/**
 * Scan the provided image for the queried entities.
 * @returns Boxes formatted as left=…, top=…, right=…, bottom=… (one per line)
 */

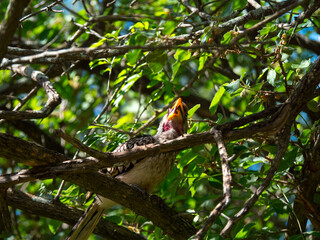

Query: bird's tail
left=66, top=202, right=105, bottom=240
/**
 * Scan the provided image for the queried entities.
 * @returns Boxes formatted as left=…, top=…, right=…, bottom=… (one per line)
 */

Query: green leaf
left=127, top=32, right=147, bottom=65
left=221, top=31, right=232, bottom=45
left=257, top=67, right=268, bottom=82
left=235, top=223, right=256, bottom=239
left=172, top=61, right=181, bottom=80
left=288, top=235, right=305, bottom=240
left=221, top=0, right=233, bottom=17
left=200, top=26, right=213, bottom=43
left=225, top=79, right=240, bottom=94
left=307, top=99, right=319, bottom=112
left=292, top=59, right=311, bottom=69
left=188, top=104, right=201, bottom=118
left=267, top=68, right=277, bottom=86
left=48, top=220, right=61, bottom=234
left=147, top=79, right=160, bottom=88
left=260, top=23, right=277, bottom=37
left=90, top=38, right=106, bottom=48
left=146, top=51, right=168, bottom=73
left=164, top=80, right=174, bottom=98
left=306, top=231, right=320, bottom=237
left=130, top=21, right=149, bottom=31
left=174, top=46, right=191, bottom=62
left=127, top=49, right=142, bottom=66
left=113, top=69, right=128, bottom=85
left=114, top=72, right=142, bottom=106
left=278, top=147, right=298, bottom=171
left=270, top=199, right=290, bottom=214
left=106, top=215, right=123, bottom=224
left=314, top=192, right=320, bottom=204
left=163, top=21, right=178, bottom=35
left=150, top=88, right=164, bottom=102
left=209, top=87, right=225, bottom=115
left=198, top=53, right=209, bottom=71
left=89, top=58, right=109, bottom=70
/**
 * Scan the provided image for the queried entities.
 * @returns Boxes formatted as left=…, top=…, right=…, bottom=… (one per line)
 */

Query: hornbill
left=67, top=98, right=188, bottom=240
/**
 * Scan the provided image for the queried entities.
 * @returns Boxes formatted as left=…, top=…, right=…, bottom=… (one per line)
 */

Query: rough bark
left=0, top=0, right=30, bottom=62
left=6, top=188, right=145, bottom=240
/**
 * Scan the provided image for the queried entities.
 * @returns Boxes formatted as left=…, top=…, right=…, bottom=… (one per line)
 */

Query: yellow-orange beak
left=167, top=98, right=185, bottom=121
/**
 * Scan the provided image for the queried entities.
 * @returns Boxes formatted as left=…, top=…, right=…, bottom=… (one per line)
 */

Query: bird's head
left=160, top=98, right=188, bottom=137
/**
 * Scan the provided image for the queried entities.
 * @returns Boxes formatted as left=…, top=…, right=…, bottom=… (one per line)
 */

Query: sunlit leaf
left=188, top=104, right=200, bottom=118
left=146, top=50, right=168, bottom=73
left=267, top=68, right=277, bottom=86
left=163, top=21, right=178, bottom=35
left=292, top=59, right=311, bottom=69
left=307, top=99, right=319, bottom=112
left=209, top=87, right=225, bottom=115
left=225, top=79, right=240, bottom=94
left=174, top=46, right=191, bottom=62
left=172, top=61, right=181, bottom=80
left=235, top=223, right=256, bottom=239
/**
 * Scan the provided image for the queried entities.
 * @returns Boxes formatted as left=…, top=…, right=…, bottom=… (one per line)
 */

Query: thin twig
left=220, top=126, right=291, bottom=237
left=20, top=0, right=63, bottom=22
left=194, top=128, right=232, bottom=240
left=229, top=0, right=304, bottom=45
left=90, top=124, right=133, bottom=136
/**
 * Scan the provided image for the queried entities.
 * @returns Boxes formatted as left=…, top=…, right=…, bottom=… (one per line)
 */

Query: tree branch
left=215, top=0, right=301, bottom=35
left=0, top=101, right=302, bottom=176
left=0, top=64, right=61, bottom=120
left=0, top=133, right=66, bottom=166
left=63, top=172, right=197, bottom=240
left=220, top=124, right=291, bottom=237
left=1, top=55, right=319, bottom=240
left=230, top=0, right=304, bottom=44
left=194, top=128, right=233, bottom=240
left=0, top=0, right=30, bottom=62
left=6, top=188, right=145, bottom=240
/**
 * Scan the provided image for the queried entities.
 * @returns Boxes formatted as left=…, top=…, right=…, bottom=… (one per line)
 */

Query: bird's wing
left=103, top=134, right=156, bottom=177
left=85, top=135, right=155, bottom=203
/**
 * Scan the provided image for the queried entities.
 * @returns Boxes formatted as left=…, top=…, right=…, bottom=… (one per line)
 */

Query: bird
left=67, top=98, right=188, bottom=240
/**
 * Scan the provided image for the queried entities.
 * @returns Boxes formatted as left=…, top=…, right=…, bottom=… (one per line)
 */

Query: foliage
left=0, top=0, right=320, bottom=239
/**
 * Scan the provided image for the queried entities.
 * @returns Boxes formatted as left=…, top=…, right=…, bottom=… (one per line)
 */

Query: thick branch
left=1, top=166, right=197, bottom=239
left=290, top=34, right=320, bottom=55
left=0, top=103, right=297, bottom=239
left=7, top=120, right=66, bottom=154
left=0, top=56, right=319, bottom=238
left=0, top=102, right=298, bottom=173
left=0, top=0, right=30, bottom=62
left=63, top=172, right=196, bottom=240
left=0, top=157, right=98, bottom=188
left=6, top=188, right=144, bottom=240
left=1, top=0, right=307, bottom=69
left=287, top=56, right=320, bottom=119
left=1, top=45, right=219, bottom=68
left=0, top=133, right=66, bottom=166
